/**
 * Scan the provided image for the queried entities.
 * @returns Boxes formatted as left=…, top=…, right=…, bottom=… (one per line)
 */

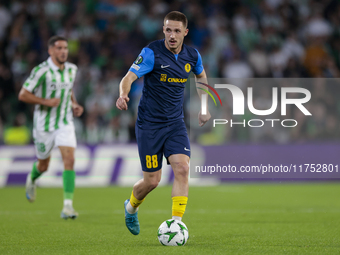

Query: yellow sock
left=172, top=196, right=188, bottom=218
left=129, top=191, right=145, bottom=208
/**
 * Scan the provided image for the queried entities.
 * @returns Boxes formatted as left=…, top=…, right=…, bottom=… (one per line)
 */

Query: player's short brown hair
left=164, top=11, right=188, bottom=28
left=48, top=35, right=68, bottom=48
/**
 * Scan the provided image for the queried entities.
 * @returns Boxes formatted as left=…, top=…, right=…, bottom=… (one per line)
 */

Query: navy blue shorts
left=135, top=120, right=190, bottom=172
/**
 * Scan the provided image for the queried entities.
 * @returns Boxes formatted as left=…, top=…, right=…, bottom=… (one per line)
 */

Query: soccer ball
left=157, top=219, right=189, bottom=246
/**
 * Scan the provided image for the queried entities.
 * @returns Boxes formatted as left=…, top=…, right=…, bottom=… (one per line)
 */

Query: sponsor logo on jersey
left=131, top=64, right=140, bottom=71
left=167, top=78, right=188, bottom=83
left=51, top=83, right=70, bottom=90
left=185, top=63, right=191, bottom=73
left=160, top=74, right=187, bottom=83
left=160, top=74, right=167, bottom=81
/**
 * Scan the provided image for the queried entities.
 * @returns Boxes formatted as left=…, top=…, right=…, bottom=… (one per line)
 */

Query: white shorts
left=33, top=125, right=77, bottom=159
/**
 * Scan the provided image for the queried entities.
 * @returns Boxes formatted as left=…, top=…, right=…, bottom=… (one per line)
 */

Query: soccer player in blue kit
left=116, top=11, right=211, bottom=235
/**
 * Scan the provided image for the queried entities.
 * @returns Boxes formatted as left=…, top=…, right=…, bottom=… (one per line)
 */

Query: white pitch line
left=1, top=208, right=340, bottom=216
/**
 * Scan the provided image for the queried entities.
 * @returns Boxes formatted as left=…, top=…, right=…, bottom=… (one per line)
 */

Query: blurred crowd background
left=1, top=0, right=340, bottom=145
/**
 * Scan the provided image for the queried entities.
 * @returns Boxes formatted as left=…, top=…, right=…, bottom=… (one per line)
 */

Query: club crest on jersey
left=185, top=63, right=191, bottom=73
left=134, top=56, right=143, bottom=65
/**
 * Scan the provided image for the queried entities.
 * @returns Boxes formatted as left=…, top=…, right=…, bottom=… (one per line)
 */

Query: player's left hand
left=72, top=103, right=84, bottom=117
left=198, top=110, right=211, bottom=127
left=116, top=96, right=130, bottom=110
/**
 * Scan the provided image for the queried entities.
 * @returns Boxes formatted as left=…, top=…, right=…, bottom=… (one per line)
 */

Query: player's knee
left=145, top=174, right=161, bottom=190
left=148, top=178, right=160, bottom=190
left=144, top=170, right=161, bottom=190
left=173, top=162, right=189, bottom=178
left=38, top=164, right=48, bottom=172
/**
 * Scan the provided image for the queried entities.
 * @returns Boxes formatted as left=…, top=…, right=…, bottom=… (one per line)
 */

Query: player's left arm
left=194, top=69, right=211, bottom=127
left=193, top=49, right=211, bottom=127
left=71, top=90, right=83, bottom=117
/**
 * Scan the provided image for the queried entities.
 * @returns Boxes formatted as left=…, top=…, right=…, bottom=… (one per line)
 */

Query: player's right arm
left=18, top=65, right=60, bottom=107
left=18, top=88, right=60, bottom=107
left=116, top=47, right=154, bottom=111
left=116, top=71, right=138, bottom=111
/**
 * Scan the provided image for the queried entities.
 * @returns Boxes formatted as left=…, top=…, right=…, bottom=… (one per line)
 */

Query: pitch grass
left=0, top=184, right=339, bottom=255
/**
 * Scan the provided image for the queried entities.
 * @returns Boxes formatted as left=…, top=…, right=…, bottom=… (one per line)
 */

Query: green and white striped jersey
left=23, top=57, right=78, bottom=132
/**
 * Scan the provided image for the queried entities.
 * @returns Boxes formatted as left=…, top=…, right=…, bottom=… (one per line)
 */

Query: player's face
left=163, top=20, right=188, bottom=53
left=48, top=40, right=68, bottom=64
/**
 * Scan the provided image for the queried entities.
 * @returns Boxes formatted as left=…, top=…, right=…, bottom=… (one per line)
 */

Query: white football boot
left=25, top=173, right=36, bottom=202
left=60, top=204, right=79, bottom=219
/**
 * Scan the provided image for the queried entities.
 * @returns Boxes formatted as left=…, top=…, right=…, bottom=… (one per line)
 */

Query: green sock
left=31, top=162, right=42, bottom=182
left=63, top=170, right=75, bottom=200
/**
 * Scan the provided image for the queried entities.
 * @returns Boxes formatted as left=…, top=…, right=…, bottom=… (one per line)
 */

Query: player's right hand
left=43, top=98, right=60, bottom=107
left=116, top=96, right=130, bottom=110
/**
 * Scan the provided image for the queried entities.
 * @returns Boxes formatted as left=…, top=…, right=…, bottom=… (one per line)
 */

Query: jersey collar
left=162, top=39, right=185, bottom=55
left=47, top=57, right=68, bottom=71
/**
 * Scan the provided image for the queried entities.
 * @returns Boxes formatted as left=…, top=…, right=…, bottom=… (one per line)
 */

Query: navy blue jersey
left=129, top=39, right=203, bottom=129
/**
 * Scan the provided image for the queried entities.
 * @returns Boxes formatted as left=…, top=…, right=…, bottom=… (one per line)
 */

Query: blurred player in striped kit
left=18, top=36, right=83, bottom=219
